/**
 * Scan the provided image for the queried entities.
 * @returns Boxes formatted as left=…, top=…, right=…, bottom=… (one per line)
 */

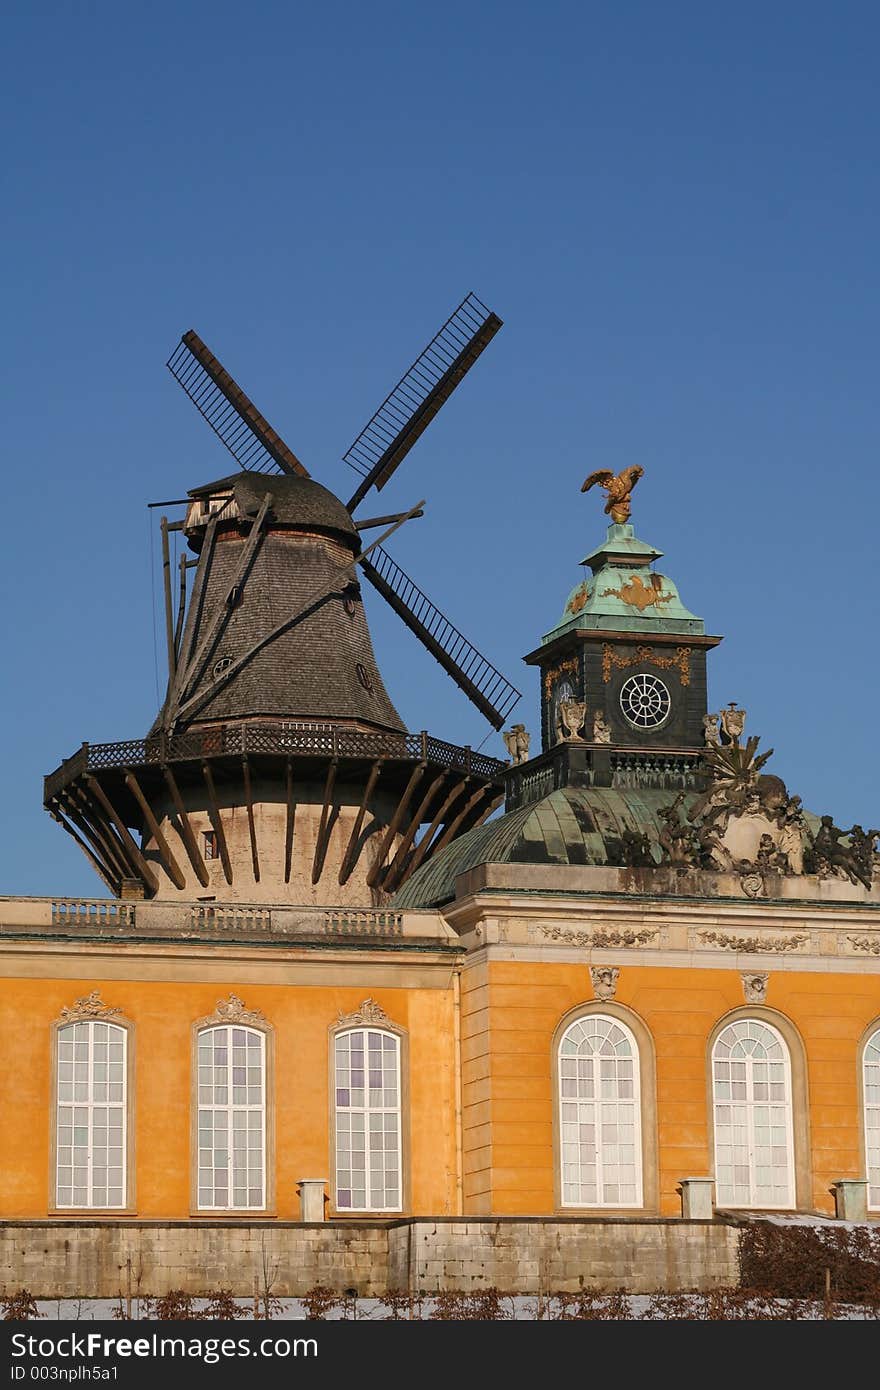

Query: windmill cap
left=187, top=470, right=359, bottom=548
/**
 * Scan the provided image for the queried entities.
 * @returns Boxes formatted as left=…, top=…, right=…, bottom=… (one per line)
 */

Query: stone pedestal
left=677, top=1177, right=715, bottom=1219
left=297, top=1179, right=327, bottom=1222
left=830, top=1179, right=868, bottom=1222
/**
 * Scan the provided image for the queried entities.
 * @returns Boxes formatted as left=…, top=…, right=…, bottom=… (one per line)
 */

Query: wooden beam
left=177, top=493, right=272, bottom=707
left=202, top=763, right=233, bottom=885
left=162, top=766, right=210, bottom=887
left=426, top=785, right=497, bottom=860
left=311, top=758, right=338, bottom=885
left=242, top=757, right=260, bottom=884
left=50, top=803, right=119, bottom=895
left=85, top=777, right=159, bottom=895
left=463, top=791, right=504, bottom=836
left=385, top=777, right=468, bottom=893
left=380, top=770, right=448, bottom=892
left=284, top=759, right=295, bottom=884
left=366, top=761, right=426, bottom=889
left=164, top=513, right=218, bottom=724
left=338, top=761, right=382, bottom=886
left=68, top=787, right=135, bottom=886
left=124, top=771, right=187, bottom=891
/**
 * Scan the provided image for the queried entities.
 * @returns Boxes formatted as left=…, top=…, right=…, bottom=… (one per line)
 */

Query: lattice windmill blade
left=344, top=293, right=502, bottom=513
left=167, top=330, right=310, bottom=478
left=359, top=546, right=521, bottom=730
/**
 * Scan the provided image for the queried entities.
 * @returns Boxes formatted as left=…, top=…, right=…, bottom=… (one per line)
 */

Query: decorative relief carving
left=335, top=998, right=391, bottom=1028
left=602, top=643, right=691, bottom=687
left=543, top=657, right=580, bottom=701
left=211, top=993, right=266, bottom=1025
left=58, top=990, right=120, bottom=1023
left=740, top=873, right=765, bottom=899
left=696, top=930, right=808, bottom=954
left=600, top=574, right=675, bottom=612
left=741, top=972, right=768, bottom=1004
left=537, top=924, right=657, bottom=948
left=566, top=581, right=591, bottom=616
left=847, top=935, right=880, bottom=956
left=590, top=966, right=620, bottom=1000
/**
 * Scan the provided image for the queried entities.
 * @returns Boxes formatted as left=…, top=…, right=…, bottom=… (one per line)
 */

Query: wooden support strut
left=311, top=759, right=338, bottom=885
left=366, top=761, right=426, bottom=889
left=379, top=770, right=448, bottom=892
left=202, top=764, right=233, bottom=885
left=164, top=513, right=218, bottom=723
left=162, top=766, right=210, bottom=888
left=124, top=770, right=187, bottom=891
left=338, top=760, right=382, bottom=886
left=284, top=759, right=295, bottom=884
left=395, top=778, right=471, bottom=888
left=50, top=803, right=119, bottom=895
left=429, top=784, right=498, bottom=859
left=65, top=787, right=132, bottom=887
left=242, top=757, right=260, bottom=884
left=175, top=492, right=272, bottom=709
left=85, top=777, right=160, bottom=895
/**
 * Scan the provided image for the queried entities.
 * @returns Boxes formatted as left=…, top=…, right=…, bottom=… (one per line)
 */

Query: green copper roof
left=392, top=786, right=700, bottom=908
left=543, top=523, right=704, bottom=643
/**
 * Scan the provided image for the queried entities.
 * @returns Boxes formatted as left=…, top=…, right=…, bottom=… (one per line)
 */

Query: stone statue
left=719, top=702, right=746, bottom=746
left=777, top=795, right=808, bottom=875
left=755, top=833, right=788, bottom=875
left=581, top=465, right=644, bottom=525
left=503, top=723, right=530, bottom=765
left=620, top=826, right=655, bottom=868
left=592, top=710, right=611, bottom=744
left=848, top=825, right=880, bottom=892
left=557, top=698, right=587, bottom=742
left=696, top=815, right=734, bottom=872
left=810, top=815, right=872, bottom=891
left=703, top=713, right=722, bottom=748
left=657, top=795, right=700, bottom=870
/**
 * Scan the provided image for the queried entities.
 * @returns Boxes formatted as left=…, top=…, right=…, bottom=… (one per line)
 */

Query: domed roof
left=393, top=786, right=699, bottom=907
left=187, top=471, right=359, bottom=548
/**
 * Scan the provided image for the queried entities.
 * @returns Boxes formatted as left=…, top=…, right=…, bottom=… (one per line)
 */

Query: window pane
left=335, top=1028, right=401, bottom=1212
left=55, top=1021, right=126, bottom=1209
left=558, top=1016, right=642, bottom=1209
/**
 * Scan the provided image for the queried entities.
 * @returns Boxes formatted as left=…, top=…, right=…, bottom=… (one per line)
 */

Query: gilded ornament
left=600, top=573, right=675, bottom=612
left=601, top=643, right=690, bottom=687
left=581, top=465, right=644, bottom=524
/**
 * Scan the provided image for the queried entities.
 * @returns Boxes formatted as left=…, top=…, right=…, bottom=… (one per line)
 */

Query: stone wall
left=0, top=1218, right=741, bottom=1298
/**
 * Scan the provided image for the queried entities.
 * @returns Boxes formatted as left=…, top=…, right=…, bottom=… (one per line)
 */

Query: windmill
left=161, top=292, right=520, bottom=733
left=44, top=294, right=522, bottom=905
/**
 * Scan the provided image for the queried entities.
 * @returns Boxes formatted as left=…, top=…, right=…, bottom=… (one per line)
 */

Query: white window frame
left=863, top=1027, right=880, bottom=1212
left=333, top=1026, right=402, bottom=1213
left=557, top=1013, right=643, bottom=1209
left=711, top=1018, right=796, bottom=1210
left=55, top=1019, right=128, bottom=1211
left=196, top=1023, right=266, bottom=1211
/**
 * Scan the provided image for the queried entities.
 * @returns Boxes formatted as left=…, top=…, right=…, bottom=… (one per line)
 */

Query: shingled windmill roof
left=154, top=471, right=406, bottom=734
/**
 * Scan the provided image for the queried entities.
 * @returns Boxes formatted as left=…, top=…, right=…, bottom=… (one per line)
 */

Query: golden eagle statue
left=581, top=465, right=644, bottom=524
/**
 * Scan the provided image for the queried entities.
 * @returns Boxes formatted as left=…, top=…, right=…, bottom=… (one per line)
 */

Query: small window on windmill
left=212, top=656, right=233, bottom=679
left=203, top=831, right=217, bottom=861
left=356, top=663, right=374, bottom=692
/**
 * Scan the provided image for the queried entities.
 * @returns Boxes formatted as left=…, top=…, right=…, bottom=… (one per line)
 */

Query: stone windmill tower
left=44, top=296, right=521, bottom=905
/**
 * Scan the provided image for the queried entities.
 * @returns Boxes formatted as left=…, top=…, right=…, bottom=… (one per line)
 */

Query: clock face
left=619, top=672, right=671, bottom=729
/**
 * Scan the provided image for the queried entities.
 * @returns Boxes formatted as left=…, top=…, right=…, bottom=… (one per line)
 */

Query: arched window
left=863, top=1027, right=880, bottom=1211
left=334, top=1028, right=401, bottom=1212
left=558, top=1014, right=642, bottom=1207
left=55, top=1019, right=128, bottom=1209
left=711, top=1018, right=795, bottom=1209
left=196, top=1024, right=266, bottom=1210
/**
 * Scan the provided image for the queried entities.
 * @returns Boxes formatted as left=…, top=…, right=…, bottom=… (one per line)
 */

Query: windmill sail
left=344, top=293, right=502, bottom=511
left=167, top=331, right=310, bottom=478
left=359, top=546, right=520, bottom=730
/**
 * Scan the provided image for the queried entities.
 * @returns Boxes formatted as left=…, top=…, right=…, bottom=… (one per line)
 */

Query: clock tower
left=515, top=470, right=722, bottom=802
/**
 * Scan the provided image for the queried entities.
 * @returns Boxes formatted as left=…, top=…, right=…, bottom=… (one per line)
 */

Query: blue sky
left=2, top=1, right=878, bottom=897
